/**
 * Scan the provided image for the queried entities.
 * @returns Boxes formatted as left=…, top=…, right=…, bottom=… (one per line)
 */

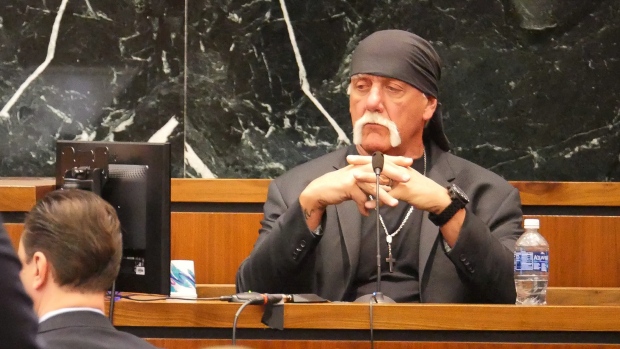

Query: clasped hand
left=300, top=154, right=444, bottom=218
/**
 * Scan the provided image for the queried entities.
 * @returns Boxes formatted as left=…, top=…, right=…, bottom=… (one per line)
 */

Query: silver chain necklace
left=381, top=148, right=426, bottom=272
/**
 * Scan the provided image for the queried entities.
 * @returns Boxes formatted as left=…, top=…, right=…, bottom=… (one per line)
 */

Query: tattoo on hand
left=303, top=200, right=327, bottom=221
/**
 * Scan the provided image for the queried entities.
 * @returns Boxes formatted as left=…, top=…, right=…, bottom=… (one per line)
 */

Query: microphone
left=229, top=292, right=289, bottom=305
left=372, top=151, right=384, bottom=175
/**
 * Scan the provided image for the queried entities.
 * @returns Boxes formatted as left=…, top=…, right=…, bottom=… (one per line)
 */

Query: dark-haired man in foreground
left=18, top=189, right=158, bottom=349
left=0, top=216, right=40, bottom=349
left=237, top=30, right=523, bottom=303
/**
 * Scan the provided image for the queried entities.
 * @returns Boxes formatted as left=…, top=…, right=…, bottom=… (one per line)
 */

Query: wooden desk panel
left=548, top=287, right=620, bottom=305
left=0, top=178, right=55, bottom=211
left=3, top=223, right=23, bottom=250
left=110, top=300, right=620, bottom=348
left=171, top=212, right=262, bottom=284
left=3, top=179, right=620, bottom=287
left=146, top=339, right=620, bottom=349
left=383, top=345, right=618, bottom=349
left=115, top=289, right=620, bottom=348
left=173, top=214, right=620, bottom=288
left=2, top=178, right=620, bottom=207
left=194, top=285, right=620, bottom=306
left=170, top=180, right=620, bottom=206
left=6, top=211, right=620, bottom=287
left=512, top=181, right=620, bottom=206
left=538, top=216, right=620, bottom=287
left=171, top=179, right=269, bottom=203
left=111, top=300, right=620, bottom=331
left=9, top=214, right=618, bottom=289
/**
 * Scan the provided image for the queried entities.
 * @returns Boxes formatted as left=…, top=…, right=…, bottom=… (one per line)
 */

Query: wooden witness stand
left=1, top=178, right=620, bottom=348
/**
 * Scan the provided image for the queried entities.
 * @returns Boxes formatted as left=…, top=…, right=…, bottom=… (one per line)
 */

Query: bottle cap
left=523, top=218, right=539, bottom=229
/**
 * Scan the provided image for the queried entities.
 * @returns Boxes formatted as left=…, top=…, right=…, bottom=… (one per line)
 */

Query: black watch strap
left=428, top=200, right=464, bottom=226
left=428, top=184, right=469, bottom=227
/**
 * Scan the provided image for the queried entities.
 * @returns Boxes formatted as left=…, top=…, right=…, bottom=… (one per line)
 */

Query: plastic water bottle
left=514, top=218, right=549, bottom=305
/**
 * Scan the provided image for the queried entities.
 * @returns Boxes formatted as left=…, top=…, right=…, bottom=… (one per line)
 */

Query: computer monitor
left=55, top=140, right=171, bottom=295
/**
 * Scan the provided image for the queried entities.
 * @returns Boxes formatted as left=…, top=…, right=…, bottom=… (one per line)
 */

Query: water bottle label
left=514, top=251, right=549, bottom=272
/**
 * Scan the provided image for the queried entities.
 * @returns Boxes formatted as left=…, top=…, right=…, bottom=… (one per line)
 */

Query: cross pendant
left=386, top=242, right=395, bottom=273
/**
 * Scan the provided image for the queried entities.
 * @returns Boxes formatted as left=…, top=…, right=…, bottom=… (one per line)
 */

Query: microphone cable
left=121, top=294, right=232, bottom=301
left=232, top=299, right=254, bottom=346
left=231, top=293, right=285, bottom=346
left=108, top=281, right=116, bottom=322
left=107, top=289, right=286, bottom=346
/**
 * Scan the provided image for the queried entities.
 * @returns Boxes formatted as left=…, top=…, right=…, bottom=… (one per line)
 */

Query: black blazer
left=38, top=311, right=158, bottom=349
left=0, top=216, right=40, bottom=349
left=237, top=142, right=524, bottom=303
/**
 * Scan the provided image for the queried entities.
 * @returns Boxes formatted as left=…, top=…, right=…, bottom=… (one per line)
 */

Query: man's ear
left=423, top=96, right=438, bottom=122
left=31, top=251, right=50, bottom=290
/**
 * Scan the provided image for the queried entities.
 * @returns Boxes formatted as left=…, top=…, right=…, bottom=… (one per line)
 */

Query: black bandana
left=350, top=30, right=450, bottom=151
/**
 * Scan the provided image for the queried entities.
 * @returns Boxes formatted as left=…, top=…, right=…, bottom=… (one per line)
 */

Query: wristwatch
left=310, top=224, right=323, bottom=236
left=428, top=184, right=470, bottom=227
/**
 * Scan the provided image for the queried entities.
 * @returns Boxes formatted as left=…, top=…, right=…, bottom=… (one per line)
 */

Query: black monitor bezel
left=55, top=140, right=171, bottom=295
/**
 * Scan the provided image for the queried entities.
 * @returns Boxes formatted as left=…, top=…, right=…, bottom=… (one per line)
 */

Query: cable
left=232, top=299, right=254, bottom=346
left=108, top=281, right=116, bottom=322
left=120, top=294, right=232, bottom=302
left=107, top=290, right=284, bottom=347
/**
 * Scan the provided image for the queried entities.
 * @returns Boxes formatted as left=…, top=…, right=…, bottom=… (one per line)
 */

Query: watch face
left=449, top=184, right=470, bottom=203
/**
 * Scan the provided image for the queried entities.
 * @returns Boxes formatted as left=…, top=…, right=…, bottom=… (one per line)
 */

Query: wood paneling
left=548, top=287, right=620, bottom=305
left=169, top=179, right=620, bottom=206
left=110, top=300, right=620, bottom=331
left=538, top=216, right=620, bottom=287
left=3, top=223, right=24, bottom=251
left=9, top=214, right=619, bottom=288
left=171, top=212, right=262, bottom=284
left=3, top=180, right=620, bottom=287
left=512, top=181, right=620, bottom=206
left=171, top=179, right=270, bottom=203
left=196, top=284, right=236, bottom=298
left=192, top=284, right=620, bottom=305
left=0, top=178, right=55, bottom=211
left=173, top=214, right=620, bottom=288
left=146, top=339, right=620, bottom=349
left=2, top=178, right=620, bottom=206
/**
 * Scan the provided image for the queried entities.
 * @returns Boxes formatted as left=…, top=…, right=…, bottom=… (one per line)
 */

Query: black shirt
left=352, top=150, right=427, bottom=302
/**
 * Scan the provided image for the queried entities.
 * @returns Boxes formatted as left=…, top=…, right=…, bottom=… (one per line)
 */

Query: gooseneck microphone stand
left=355, top=152, right=395, bottom=304
left=370, top=152, right=395, bottom=304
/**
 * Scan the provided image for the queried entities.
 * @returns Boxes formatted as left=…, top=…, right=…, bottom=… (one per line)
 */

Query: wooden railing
left=104, top=290, right=620, bottom=348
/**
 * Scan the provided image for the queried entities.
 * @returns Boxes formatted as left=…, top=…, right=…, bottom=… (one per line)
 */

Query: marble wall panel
left=0, top=0, right=185, bottom=177
left=1, top=0, right=619, bottom=180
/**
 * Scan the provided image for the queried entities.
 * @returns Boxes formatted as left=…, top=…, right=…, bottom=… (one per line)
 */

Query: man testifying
left=237, top=30, right=524, bottom=303
left=18, top=189, right=158, bottom=349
